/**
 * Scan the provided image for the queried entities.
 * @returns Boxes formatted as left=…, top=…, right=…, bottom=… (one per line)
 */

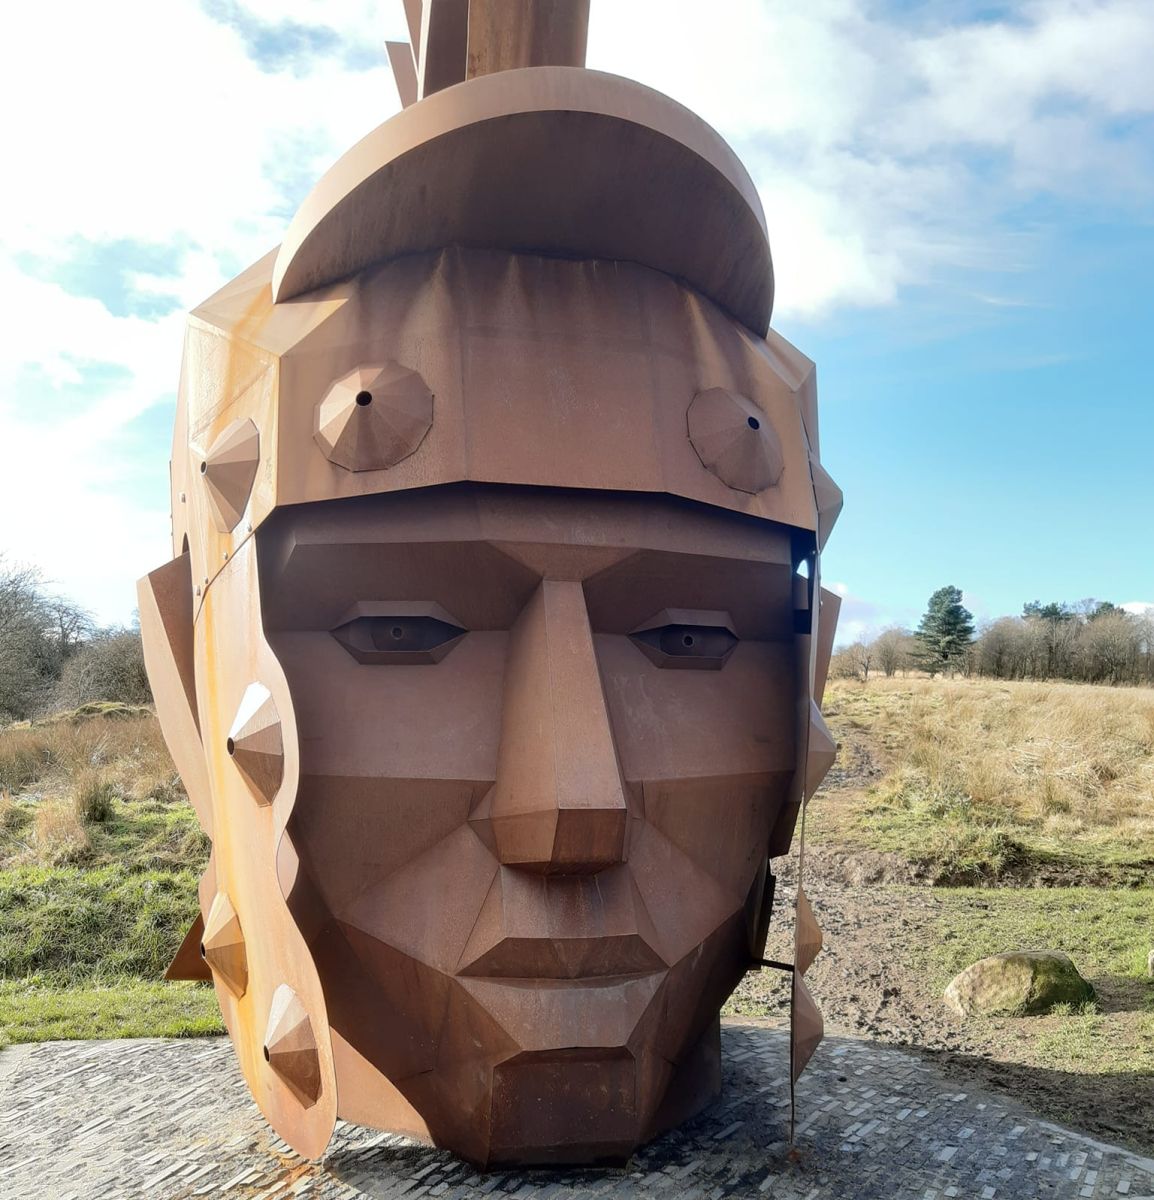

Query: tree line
left=834, top=585, right=1154, bottom=686
left=0, top=557, right=150, bottom=722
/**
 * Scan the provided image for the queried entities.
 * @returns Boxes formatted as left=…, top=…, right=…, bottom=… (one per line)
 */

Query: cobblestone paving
left=1, top=1025, right=1152, bottom=1200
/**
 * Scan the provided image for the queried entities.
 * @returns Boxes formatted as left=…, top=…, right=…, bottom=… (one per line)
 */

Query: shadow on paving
left=913, top=1042, right=1154, bottom=1159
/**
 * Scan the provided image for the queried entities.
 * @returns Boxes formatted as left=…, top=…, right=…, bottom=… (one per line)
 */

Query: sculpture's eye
left=630, top=623, right=738, bottom=670
left=331, top=614, right=466, bottom=664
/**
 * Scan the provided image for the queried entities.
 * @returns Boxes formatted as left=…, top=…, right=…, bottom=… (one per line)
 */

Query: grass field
left=811, top=676, right=1154, bottom=883
left=922, top=886, right=1154, bottom=1076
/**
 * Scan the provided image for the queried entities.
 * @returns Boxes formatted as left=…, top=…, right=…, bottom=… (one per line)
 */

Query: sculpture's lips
left=457, top=933, right=665, bottom=980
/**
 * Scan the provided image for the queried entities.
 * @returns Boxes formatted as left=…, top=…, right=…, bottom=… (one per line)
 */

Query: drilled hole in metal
left=747, top=416, right=760, bottom=430
left=200, top=460, right=208, bottom=474
left=199, top=942, right=206, bottom=959
left=226, top=737, right=236, bottom=756
left=682, top=633, right=695, bottom=647
left=263, top=1045, right=270, bottom=1062
left=355, top=391, right=373, bottom=407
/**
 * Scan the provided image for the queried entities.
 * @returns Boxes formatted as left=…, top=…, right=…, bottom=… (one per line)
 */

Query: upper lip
left=457, top=933, right=665, bottom=980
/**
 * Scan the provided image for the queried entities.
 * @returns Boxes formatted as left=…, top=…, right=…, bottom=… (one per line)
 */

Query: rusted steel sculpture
left=141, top=0, right=841, bottom=1166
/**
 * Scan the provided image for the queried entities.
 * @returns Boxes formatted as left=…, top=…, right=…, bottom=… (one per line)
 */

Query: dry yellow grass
left=33, top=800, right=91, bottom=865
left=0, top=710, right=186, bottom=869
left=0, top=710, right=174, bottom=801
left=819, top=676, right=1154, bottom=879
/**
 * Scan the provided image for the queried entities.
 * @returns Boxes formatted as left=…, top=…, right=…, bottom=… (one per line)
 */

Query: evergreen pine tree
left=914, top=585, right=975, bottom=676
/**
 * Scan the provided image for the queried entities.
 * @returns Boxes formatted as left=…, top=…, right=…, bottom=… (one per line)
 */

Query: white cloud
left=1, top=0, right=1152, bottom=620
left=591, top=0, right=1154, bottom=318
left=1122, top=601, right=1154, bottom=617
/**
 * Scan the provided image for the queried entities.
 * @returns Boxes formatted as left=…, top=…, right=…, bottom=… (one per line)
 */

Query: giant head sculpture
left=140, top=0, right=842, bottom=1167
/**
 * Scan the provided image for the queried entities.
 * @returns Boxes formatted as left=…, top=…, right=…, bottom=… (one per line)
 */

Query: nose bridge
left=488, top=579, right=628, bottom=873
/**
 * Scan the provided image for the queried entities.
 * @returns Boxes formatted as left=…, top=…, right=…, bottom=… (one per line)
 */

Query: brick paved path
left=1, top=1025, right=1151, bottom=1199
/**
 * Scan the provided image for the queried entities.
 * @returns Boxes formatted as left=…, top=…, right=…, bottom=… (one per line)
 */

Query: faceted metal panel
left=264, top=984, right=323, bottom=1109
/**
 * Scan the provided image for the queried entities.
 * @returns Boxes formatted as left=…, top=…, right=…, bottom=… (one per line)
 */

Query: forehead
left=258, top=484, right=797, bottom=637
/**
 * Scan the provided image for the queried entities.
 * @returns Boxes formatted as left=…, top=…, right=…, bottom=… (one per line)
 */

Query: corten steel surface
left=140, top=0, right=843, bottom=1169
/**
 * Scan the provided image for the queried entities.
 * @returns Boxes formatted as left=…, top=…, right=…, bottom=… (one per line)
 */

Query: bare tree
left=831, top=641, right=874, bottom=682
left=0, top=556, right=92, bottom=720
left=53, top=628, right=152, bottom=709
left=873, top=627, right=914, bottom=677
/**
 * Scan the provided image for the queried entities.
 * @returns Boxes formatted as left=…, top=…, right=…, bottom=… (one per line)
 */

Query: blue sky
left=0, top=0, right=1151, bottom=640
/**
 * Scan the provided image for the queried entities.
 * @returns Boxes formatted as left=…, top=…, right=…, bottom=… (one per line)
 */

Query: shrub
left=52, top=630, right=152, bottom=710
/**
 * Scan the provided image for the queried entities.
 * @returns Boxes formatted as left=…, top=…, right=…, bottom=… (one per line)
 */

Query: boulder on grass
left=943, top=951, right=1094, bottom=1017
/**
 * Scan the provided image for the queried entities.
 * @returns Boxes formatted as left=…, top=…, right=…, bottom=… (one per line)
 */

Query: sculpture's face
left=254, top=482, right=800, bottom=1163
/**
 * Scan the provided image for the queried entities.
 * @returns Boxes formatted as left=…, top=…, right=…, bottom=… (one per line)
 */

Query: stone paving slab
left=1, top=1025, right=1151, bottom=1199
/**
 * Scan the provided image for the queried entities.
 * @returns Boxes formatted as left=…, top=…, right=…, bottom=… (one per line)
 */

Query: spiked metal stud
left=227, top=683, right=284, bottom=805
left=688, top=388, right=783, bottom=494
left=263, top=984, right=322, bottom=1108
left=315, top=362, right=432, bottom=472
left=201, top=418, right=260, bottom=532
left=201, top=892, right=248, bottom=998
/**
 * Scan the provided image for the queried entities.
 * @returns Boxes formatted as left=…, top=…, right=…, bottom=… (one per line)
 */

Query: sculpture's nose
left=487, top=579, right=627, bottom=873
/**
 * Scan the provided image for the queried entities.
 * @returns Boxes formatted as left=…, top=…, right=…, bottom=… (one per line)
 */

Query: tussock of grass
left=822, top=677, right=1154, bottom=881
left=0, top=789, right=28, bottom=833
left=73, top=767, right=117, bottom=823
left=33, top=802, right=91, bottom=865
left=0, top=726, right=52, bottom=792
left=0, top=711, right=204, bottom=873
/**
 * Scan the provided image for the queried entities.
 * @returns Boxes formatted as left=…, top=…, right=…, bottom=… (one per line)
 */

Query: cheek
left=597, top=635, right=797, bottom=894
left=595, top=635, right=797, bottom=781
left=270, top=630, right=508, bottom=780
left=271, top=631, right=507, bottom=922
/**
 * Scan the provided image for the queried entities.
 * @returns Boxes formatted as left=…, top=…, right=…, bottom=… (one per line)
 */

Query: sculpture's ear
left=813, top=586, right=841, bottom=709
left=138, top=552, right=213, bottom=839
left=164, top=912, right=212, bottom=982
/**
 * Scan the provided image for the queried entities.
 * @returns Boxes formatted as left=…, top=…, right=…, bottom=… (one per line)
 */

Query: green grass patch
left=918, top=886, right=1154, bottom=990
left=0, top=864, right=201, bottom=984
left=1032, top=1005, right=1154, bottom=1072
left=0, top=978, right=222, bottom=1045
left=854, top=776, right=1153, bottom=884
left=0, top=712, right=218, bottom=1044
left=909, top=886, right=1154, bottom=1081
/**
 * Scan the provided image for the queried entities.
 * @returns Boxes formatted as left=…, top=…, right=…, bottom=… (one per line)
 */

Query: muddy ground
left=727, top=859, right=1154, bottom=1156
